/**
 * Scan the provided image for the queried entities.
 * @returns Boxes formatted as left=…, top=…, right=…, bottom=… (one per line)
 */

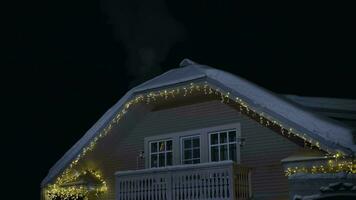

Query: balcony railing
left=115, top=161, right=251, bottom=200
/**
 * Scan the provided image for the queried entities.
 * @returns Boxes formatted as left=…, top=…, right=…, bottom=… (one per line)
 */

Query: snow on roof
left=283, top=95, right=356, bottom=124
left=283, top=95, right=356, bottom=112
left=42, top=59, right=356, bottom=186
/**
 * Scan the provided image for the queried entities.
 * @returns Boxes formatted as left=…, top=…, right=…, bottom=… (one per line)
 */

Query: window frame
left=208, top=129, right=239, bottom=162
left=144, top=122, right=241, bottom=168
left=180, top=135, right=201, bottom=165
left=148, top=139, right=173, bottom=168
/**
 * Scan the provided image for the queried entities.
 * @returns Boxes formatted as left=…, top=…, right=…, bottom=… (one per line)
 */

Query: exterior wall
left=58, top=99, right=302, bottom=200
left=238, top=112, right=302, bottom=200
left=57, top=104, right=153, bottom=200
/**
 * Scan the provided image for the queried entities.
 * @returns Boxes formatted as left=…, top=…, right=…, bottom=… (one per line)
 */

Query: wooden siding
left=63, top=99, right=302, bottom=200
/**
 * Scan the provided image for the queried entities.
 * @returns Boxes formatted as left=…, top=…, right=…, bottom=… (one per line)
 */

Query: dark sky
left=3, top=0, right=355, bottom=199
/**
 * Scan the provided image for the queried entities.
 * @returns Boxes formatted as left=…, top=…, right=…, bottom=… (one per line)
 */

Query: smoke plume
left=102, top=0, right=186, bottom=87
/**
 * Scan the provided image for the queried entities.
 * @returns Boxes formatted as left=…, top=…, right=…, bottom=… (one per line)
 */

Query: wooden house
left=41, top=59, right=356, bottom=200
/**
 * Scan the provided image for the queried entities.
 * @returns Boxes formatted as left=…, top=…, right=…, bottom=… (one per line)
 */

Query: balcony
left=115, top=161, right=251, bottom=200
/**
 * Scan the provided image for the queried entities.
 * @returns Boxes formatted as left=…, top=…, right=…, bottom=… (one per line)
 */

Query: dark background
left=3, top=0, right=355, bottom=199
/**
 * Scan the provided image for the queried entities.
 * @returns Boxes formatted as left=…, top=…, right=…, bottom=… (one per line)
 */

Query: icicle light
left=45, top=81, right=355, bottom=198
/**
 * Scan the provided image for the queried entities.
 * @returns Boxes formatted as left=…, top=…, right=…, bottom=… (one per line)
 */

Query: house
left=41, top=59, right=356, bottom=200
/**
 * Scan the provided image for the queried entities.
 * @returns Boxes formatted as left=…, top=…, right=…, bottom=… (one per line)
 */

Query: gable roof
left=42, top=59, right=356, bottom=186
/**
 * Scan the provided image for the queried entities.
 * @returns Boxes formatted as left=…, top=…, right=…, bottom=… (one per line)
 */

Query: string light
left=46, top=81, right=354, bottom=197
left=285, top=159, right=356, bottom=176
left=46, top=169, right=107, bottom=200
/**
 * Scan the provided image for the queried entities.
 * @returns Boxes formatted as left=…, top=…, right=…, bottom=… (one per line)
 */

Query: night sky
left=4, top=0, right=355, bottom=199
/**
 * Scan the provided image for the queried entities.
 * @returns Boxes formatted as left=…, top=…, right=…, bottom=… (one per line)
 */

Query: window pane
left=151, top=154, right=158, bottom=168
left=159, top=141, right=165, bottom=152
left=184, top=150, right=192, bottom=160
left=220, top=132, right=227, bottom=143
left=193, top=148, right=200, bottom=159
left=192, top=138, right=200, bottom=148
left=193, top=159, right=200, bottom=164
left=220, top=145, right=228, bottom=161
left=159, top=153, right=165, bottom=167
left=211, top=146, right=219, bottom=161
left=184, top=160, right=192, bottom=164
left=166, top=140, right=172, bottom=151
left=211, top=134, right=219, bottom=145
left=229, top=131, right=236, bottom=142
left=229, top=144, right=237, bottom=162
left=184, top=139, right=192, bottom=149
left=151, top=142, right=157, bottom=153
left=166, top=152, right=172, bottom=166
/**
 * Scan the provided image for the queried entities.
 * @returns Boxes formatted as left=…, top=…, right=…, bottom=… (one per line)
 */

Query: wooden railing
left=115, top=161, right=251, bottom=200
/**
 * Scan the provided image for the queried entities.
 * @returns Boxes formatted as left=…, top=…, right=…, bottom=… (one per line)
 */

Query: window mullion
left=158, top=141, right=160, bottom=167
left=218, top=133, right=220, bottom=161
left=227, top=141, right=230, bottom=160
left=157, top=151, right=159, bottom=167
left=165, top=150, right=167, bottom=166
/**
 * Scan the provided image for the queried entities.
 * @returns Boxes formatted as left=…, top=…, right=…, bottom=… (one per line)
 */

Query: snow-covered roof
left=42, top=59, right=356, bottom=186
left=284, top=95, right=356, bottom=128
left=284, top=95, right=356, bottom=113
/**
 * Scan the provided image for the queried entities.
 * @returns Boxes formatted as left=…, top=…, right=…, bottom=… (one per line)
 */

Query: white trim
left=116, top=160, right=235, bottom=175
left=180, top=135, right=201, bottom=164
left=144, top=122, right=241, bottom=168
left=144, top=122, right=241, bottom=142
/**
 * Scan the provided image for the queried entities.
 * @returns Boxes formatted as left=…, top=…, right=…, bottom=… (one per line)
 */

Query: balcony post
left=166, top=171, right=173, bottom=200
left=248, top=170, right=252, bottom=198
left=229, top=164, right=236, bottom=200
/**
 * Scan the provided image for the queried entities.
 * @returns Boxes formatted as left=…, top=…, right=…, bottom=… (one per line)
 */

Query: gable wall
left=61, top=100, right=302, bottom=200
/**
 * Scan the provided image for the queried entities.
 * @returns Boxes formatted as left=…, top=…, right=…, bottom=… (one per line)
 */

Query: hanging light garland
left=46, top=81, right=355, bottom=197
left=46, top=169, right=107, bottom=200
left=285, top=159, right=356, bottom=176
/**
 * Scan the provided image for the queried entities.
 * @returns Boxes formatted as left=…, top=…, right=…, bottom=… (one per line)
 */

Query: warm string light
left=46, top=169, right=107, bottom=200
left=47, top=81, right=352, bottom=197
left=46, top=185, right=89, bottom=200
left=285, top=159, right=356, bottom=176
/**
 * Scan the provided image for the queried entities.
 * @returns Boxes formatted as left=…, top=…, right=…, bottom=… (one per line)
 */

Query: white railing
left=115, top=161, right=251, bottom=200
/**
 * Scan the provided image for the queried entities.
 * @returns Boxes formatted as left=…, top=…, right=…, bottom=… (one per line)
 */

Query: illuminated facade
left=41, top=59, right=356, bottom=200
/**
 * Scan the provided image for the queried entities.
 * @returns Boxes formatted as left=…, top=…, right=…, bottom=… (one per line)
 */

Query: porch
left=115, top=160, right=251, bottom=200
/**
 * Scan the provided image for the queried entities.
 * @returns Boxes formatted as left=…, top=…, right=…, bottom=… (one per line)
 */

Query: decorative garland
left=46, top=81, right=354, bottom=198
left=285, top=159, right=356, bottom=176
left=46, top=169, right=107, bottom=200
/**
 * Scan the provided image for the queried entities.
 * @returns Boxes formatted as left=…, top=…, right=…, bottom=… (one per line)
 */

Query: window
left=209, top=129, right=238, bottom=162
left=149, top=139, right=172, bottom=168
left=145, top=123, right=240, bottom=168
left=181, top=136, right=200, bottom=164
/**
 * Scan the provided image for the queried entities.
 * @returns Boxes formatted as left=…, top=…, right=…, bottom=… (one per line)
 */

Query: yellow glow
left=46, top=169, right=107, bottom=200
left=285, top=159, right=356, bottom=176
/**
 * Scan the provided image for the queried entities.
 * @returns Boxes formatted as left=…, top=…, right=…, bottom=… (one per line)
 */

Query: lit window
left=149, top=139, right=172, bottom=168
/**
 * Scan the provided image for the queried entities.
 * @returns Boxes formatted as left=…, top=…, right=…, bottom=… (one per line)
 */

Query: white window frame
left=144, top=122, right=241, bottom=168
left=149, top=139, right=173, bottom=168
left=180, top=135, right=201, bottom=164
left=208, top=129, right=238, bottom=162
